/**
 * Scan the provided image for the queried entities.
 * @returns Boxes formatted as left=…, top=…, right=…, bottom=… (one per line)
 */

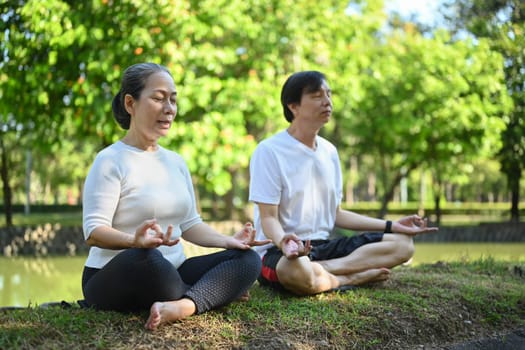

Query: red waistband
left=261, top=256, right=279, bottom=282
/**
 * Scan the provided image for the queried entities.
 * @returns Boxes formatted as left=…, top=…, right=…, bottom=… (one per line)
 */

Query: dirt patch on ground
left=443, top=327, right=525, bottom=349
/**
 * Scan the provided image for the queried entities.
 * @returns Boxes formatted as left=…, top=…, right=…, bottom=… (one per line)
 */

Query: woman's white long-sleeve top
left=82, top=141, right=202, bottom=269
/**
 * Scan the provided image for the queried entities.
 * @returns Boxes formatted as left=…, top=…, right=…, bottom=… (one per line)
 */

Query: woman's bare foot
left=341, top=267, right=391, bottom=287
left=145, top=298, right=196, bottom=331
left=145, top=302, right=163, bottom=330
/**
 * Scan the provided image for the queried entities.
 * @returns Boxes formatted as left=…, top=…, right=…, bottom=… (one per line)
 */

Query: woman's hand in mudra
left=134, top=219, right=179, bottom=248
left=232, top=222, right=272, bottom=248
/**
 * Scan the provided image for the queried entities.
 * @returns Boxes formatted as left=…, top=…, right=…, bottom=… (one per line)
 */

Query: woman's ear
left=124, top=94, right=135, bottom=115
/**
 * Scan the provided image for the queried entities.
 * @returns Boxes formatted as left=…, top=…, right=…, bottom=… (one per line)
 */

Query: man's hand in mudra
left=280, top=234, right=311, bottom=259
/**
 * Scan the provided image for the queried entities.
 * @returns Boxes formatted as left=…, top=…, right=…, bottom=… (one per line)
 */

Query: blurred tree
left=0, top=0, right=179, bottom=224
left=163, top=0, right=381, bottom=218
left=0, top=0, right=517, bottom=226
left=343, top=29, right=510, bottom=220
left=443, top=0, right=525, bottom=221
left=1, top=0, right=73, bottom=225
left=457, top=159, right=508, bottom=202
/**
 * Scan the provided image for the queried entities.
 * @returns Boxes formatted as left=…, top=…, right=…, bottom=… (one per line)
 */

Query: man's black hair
left=280, top=71, right=326, bottom=122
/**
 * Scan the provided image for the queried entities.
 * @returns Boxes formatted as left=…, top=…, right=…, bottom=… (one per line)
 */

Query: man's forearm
left=335, top=209, right=389, bottom=232
left=260, top=217, right=287, bottom=249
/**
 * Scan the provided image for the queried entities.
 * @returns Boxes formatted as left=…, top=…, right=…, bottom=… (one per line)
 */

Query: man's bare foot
left=342, top=267, right=391, bottom=287
left=144, top=298, right=196, bottom=331
left=237, top=291, right=250, bottom=302
left=368, top=267, right=391, bottom=283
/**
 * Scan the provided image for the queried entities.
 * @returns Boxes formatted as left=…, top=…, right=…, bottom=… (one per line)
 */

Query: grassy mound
left=1, top=258, right=524, bottom=349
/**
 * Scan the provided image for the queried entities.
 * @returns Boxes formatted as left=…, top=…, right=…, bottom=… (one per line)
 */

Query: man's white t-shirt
left=249, top=130, right=343, bottom=256
left=82, top=141, right=203, bottom=269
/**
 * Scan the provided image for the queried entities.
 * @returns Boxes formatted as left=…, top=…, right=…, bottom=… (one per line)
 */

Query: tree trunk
left=432, top=173, right=443, bottom=226
left=367, top=172, right=376, bottom=201
left=379, top=164, right=417, bottom=219
left=433, top=193, right=442, bottom=227
left=0, top=137, right=13, bottom=227
left=25, top=150, right=32, bottom=215
left=508, top=171, right=521, bottom=223
left=418, top=170, right=427, bottom=217
left=345, top=156, right=358, bottom=205
left=224, top=170, right=235, bottom=220
left=378, top=184, right=396, bottom=219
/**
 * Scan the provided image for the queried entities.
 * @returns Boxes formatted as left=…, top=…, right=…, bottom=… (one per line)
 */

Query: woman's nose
left=164, top=100, right=177, bottom=113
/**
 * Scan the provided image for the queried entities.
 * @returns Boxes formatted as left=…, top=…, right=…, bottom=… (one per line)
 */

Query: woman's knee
left=239, top=249, right=263, bottom=276
left=220, top=248, right=262, bottom=279
left=115, top=247, right=162, bottom=263
left=119, top=248, right=174, bottom=278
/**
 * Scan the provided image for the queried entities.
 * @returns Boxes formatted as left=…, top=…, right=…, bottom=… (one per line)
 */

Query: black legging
left=82, top=248, right=261, bottom=313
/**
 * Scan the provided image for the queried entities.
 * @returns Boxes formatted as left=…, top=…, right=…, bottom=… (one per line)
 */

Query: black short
left=258, top=232, right=384, bottom=291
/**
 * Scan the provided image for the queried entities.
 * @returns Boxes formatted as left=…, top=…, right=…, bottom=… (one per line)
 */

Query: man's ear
left=287, top=102, right=299, bottom=115
left=124, top=94, right=135, bottom=115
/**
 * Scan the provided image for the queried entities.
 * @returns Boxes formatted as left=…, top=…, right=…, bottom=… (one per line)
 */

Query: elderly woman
left=81, top=62, right=268, bottom=330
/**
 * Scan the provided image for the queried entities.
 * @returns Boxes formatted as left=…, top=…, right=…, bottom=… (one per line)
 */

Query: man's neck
left=287, top=124, right=319, bottom=150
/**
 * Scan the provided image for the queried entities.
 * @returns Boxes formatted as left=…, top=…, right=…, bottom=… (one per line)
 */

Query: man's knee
left=395, top=235, right=415, bottom=263
left=280, top=275, right=320, bottom=295
left=276, top=259, right=327, bottom=295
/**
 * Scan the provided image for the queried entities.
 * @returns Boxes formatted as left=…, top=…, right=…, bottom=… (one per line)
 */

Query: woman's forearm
left=86, top=226, right=136, bottom=249
left=181, top=223, right=229, bottom=248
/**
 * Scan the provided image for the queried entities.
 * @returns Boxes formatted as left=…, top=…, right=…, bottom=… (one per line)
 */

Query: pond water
left=1, top=243, right=524, bottom=307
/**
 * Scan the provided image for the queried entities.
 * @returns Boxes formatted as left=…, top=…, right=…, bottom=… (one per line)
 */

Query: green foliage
left=0, top=0, right=520, bottom=220
left=444, top=0, right=525, bottom=220
left=344, top=29, right=509, bottom=209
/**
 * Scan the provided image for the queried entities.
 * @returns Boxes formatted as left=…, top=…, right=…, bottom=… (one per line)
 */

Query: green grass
left=1, top=259, right=524, bottom=350
left=0, top=212, right=523, bottom=348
